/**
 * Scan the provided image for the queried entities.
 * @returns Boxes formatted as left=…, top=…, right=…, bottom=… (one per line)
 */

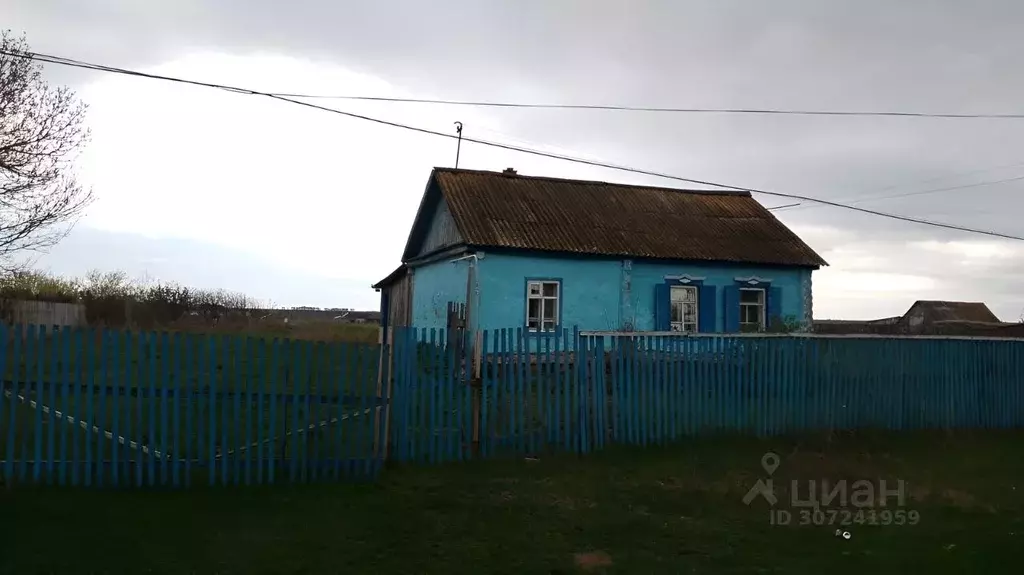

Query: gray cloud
left=6, top=0, right=1024, bottom=317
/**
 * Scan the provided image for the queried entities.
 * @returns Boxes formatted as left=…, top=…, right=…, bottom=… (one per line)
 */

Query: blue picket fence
left=388, top=327, right=1024, bottom=464
left=0, top=324, right=384, bottom=488
left=5, top=322, right=1024, bottom=487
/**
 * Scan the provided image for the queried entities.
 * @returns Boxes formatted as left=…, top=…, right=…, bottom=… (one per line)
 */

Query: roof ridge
left=431, top=167, right=751, bottom=197
left=914, top=300, right=990, bottom=305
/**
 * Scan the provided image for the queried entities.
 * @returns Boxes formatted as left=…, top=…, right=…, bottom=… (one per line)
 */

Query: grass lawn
left=4, top=431, right=1023, bottom=574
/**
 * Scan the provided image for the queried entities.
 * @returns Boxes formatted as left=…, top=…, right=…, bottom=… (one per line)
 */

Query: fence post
left=471, top=330, right=483, bottom=457
left=373, top=327, right=384, bottom=458
left=280, top=358, right=290, bottom=466
left=374, top=328, right=395, bottom=461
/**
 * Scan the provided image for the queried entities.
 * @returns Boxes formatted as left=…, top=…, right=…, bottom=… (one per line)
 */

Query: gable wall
left=410, top=196, right=464, bottom=260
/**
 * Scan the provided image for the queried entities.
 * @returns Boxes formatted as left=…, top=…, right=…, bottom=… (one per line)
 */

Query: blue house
left=373, top=168, right=826, bottom=338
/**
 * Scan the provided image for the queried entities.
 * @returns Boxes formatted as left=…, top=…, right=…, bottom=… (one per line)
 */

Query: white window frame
left=739, top=287, right=766, bottom=332
left=669, top=285, right=699, bottom=333
left=526, top=280, right=560, bottom=332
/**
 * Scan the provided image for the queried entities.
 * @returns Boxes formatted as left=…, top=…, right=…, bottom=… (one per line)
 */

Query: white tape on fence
left=4, top=388, right=372, bottom=462
left=219, top=407, right=373, bottom=459
left=2, top=389, right=168, bottom=459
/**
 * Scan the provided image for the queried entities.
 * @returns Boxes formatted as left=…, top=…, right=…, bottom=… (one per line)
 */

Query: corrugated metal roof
left=433, top=168, right=827, bottom=267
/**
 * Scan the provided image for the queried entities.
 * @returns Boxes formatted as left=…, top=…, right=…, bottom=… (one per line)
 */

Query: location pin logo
left=761, top=452, right=780, bottom=476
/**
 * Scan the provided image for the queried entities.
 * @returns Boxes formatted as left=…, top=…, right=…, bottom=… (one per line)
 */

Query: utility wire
left=864, top=159, right=1024, bottom=194
left=272, top=94, right=1024, bottom=121
left=779, top=160, right=1024, bottom=211
left=764, top=202, right=802, bottom=211
left=14, top=51, right=1024, bottom=120
left=6, top=48, right=1024, bottom=242
left=770, top=173, right=1024, bottom=213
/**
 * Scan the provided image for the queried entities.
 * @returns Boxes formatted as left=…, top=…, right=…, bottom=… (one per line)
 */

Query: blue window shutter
left=768, top=286, right=783, bottom=329
left=698, top=285, right=716, bottom=332
left=654, top=283, right=670, bottom=331
left=723, top=286, right=740, bottom=332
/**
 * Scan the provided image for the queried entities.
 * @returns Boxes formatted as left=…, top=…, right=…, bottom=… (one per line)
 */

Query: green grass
left=3, top=430, right=1023, bottom=574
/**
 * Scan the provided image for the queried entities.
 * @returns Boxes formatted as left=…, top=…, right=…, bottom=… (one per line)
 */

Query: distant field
left=2, top=324, right=382, bottom=389
left=3, top=431, right=1022, bottom=574
left=163, top=319, right=381, bottom=343
left=0, top=268, right=382, bottom=344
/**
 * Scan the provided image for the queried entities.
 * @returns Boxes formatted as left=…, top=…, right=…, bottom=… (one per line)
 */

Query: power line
left=6, top=48, right=1024, bottom=242
left=770, top=173, right=1024, bottom=213
left=773, top=159, right=1024, bottom=211
left=765, top=202, right=801, bottom=211
left=272, top=94, right=1024, bottom=121
left=864, top=159, right=1024, bottom=194
left=16, top=51, right=1024, bottom=120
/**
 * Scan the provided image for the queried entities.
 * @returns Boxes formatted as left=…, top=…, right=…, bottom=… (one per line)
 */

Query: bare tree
left=0, top=32, right=92, bottom=271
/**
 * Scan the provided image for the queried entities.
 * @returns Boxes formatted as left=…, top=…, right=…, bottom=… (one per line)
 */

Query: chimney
left=502, top=167, right=517, bottom=175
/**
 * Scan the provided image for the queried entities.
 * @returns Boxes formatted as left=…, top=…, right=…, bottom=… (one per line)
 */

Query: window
left=527, top=280, right=559, bottom=331
left=670, top=285, right=698, bottom=333
left=739, top=288, right=765, bottom=332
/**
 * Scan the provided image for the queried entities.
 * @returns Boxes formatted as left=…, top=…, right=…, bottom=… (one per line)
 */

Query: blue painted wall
left=410, top=258, right=472, bottom=329
left=477, top=252, right=621, bottom=332
left=473, top=251, right=810, bottom=333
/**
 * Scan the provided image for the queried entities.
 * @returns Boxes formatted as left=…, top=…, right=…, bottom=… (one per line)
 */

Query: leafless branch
left=0, top=31, right=92, bottom=269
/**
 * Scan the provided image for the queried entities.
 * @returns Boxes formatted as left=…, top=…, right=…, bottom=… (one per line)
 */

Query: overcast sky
left=5, top=0, right=1024, bottom=320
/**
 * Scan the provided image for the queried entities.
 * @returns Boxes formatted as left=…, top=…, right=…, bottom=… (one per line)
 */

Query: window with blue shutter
left=661, top=278, right=709, bottom=332
left=727, top=278, right=780, bottom=332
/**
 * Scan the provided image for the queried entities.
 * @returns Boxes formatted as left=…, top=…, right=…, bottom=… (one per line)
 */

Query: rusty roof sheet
left=432, top=168, right=827, bottom=267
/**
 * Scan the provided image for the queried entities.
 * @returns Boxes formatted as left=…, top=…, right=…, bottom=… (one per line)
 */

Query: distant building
left=815, top=300, right=1024, bottom=337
